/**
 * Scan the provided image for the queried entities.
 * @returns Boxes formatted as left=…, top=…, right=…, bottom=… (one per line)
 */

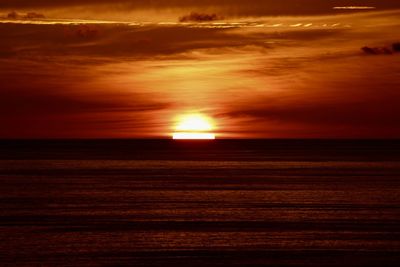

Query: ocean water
left=0, top=140, right=399, bottom=266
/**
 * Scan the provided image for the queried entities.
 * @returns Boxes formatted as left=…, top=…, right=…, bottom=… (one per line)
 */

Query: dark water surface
left=0, top=140, right=400, bottom=266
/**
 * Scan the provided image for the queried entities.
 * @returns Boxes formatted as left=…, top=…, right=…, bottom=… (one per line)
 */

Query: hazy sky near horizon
left=1, top=1, right=400, bottom=138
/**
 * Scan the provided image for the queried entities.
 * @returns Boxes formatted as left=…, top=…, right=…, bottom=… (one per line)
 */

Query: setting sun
left=173, top=114, right=216, bottom=140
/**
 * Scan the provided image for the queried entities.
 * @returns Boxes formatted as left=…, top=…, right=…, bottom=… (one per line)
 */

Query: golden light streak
left=333, top=6, right=376, bottom=10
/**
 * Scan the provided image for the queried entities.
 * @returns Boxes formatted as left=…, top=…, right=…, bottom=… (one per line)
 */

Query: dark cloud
left=392, top=42, right=400, bottom=52
left=361, top=42, right=400, bottom=55
left=0, top=88, right=168, bottom=116
left=362, top=46, right=392, bottom=55
left=222, top=96, right=400, bottom=128
left=179, top=12, right=222, bottom=22
left=0, top=84, right=170, bottom=138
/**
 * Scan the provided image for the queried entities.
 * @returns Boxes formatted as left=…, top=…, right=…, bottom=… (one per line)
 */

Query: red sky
left=1, top=1, right=400, bottom=138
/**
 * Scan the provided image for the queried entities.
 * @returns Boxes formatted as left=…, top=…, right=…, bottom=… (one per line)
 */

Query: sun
left=172, top=114, right=216, bottom=140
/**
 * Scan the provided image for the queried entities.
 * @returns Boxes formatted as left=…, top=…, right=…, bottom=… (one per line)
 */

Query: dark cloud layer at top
left=1, top=0, right=400, bottom=16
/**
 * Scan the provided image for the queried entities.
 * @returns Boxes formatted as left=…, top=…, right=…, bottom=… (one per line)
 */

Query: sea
left=0, top=140, right=399, bottom=266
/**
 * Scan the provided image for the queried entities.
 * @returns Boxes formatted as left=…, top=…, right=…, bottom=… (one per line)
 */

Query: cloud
left=6, top=11, right=45, bottom=19
left=0, top=22, right=274, bottom=59
left=179, top=12, right=222, bottom=22
left=393, top=42, right=400, bottom=51
left=214, top=46, right=400, bottom=138
left=361, top=42, right=400, bottom=55
left=0, top=58, right=171, bottom=138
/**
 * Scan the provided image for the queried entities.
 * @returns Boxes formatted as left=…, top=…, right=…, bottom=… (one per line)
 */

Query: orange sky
left=1, top=1, right=400, bottom=138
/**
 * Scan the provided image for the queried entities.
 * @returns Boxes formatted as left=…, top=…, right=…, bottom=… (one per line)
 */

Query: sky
left=1, top=1, right=400, bottom=138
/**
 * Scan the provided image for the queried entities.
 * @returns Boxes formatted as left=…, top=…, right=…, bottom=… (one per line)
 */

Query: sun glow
left=172, top=114, right=216, bottom=140
left=173, top=133, right=215, bottom=140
